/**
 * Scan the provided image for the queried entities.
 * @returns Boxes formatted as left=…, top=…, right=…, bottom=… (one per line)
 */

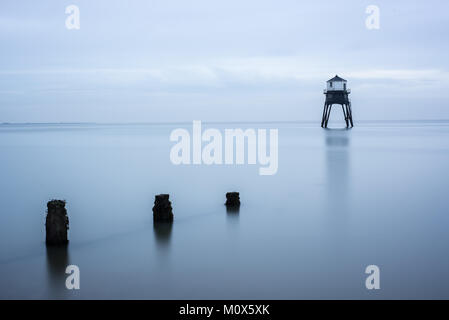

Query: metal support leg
left=342, top=104, right=349, bottom=128
left=325, top=104, right=332, bottom=128
left=347, top=102, right=353, bottom=127
left=321, top=103, right=327, bottom=128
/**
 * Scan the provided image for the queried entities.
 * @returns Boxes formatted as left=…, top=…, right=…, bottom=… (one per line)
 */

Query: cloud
left=347, top=69, right=449, bottom=81
left=0, top=16, right=46, bottom=33
left=1, top=57, right=448, bottom=90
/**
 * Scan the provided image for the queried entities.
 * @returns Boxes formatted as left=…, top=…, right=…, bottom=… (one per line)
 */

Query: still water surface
left=0, top=121, right=449, bottom=299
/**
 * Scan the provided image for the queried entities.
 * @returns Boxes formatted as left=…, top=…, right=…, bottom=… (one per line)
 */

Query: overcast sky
left=1, top=0, right=449, bottom=122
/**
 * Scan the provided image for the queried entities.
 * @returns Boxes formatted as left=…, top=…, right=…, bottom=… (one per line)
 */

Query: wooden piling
left=225, top=192, right=240, bottom=208
left=153, top=194, right=174, bottom=222
left=46, top=200, right=69, bottom=245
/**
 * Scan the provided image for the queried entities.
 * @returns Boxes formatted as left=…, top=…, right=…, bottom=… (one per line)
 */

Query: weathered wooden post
left=153, top=194, right=174, bottom=222
left=321, top=75, right=353, bottom=128
left=225, top=192, right=240, bottom=208
left=46, top=200, right=69, bottom=245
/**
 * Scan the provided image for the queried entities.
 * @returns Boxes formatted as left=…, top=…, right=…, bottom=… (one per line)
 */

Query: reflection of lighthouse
left=321, top=75, right=353, bottom=128
left=325, top=130, right=350, bottom=214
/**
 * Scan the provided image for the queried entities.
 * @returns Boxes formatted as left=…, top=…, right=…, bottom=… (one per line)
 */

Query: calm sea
left=1, top=121, right=449, bottom=299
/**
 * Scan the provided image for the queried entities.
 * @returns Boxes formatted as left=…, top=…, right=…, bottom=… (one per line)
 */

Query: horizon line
left=2, top=119, right=449, bottom=126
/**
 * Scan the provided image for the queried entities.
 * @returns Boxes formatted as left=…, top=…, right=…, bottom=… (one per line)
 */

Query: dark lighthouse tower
left=321, top=75, right=353, bottom=128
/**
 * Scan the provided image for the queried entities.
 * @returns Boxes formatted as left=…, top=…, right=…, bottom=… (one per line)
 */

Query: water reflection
left=226, top=206, right=240, bottom=214
left=226, top=206, right=240, bottom=228
left=46, top=244, right=70, bottom=298
left=324, top=129, right=351, bottom=215
left=325, top=129, right=350, bottom=147
left=153, top=222, right=173, bottom=250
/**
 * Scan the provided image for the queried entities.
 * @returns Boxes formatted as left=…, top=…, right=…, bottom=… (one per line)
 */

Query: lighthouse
left=321, top=75, right=353, bottom=128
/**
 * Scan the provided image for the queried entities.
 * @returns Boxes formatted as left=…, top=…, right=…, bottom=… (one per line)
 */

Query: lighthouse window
left=330, top=82, right=333, bottom=88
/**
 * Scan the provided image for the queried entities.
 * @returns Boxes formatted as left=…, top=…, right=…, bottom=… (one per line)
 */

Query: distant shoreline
left=2, top=119, right=449, bottom=126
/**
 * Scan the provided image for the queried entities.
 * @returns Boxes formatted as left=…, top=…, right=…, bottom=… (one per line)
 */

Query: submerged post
left=46, top=200, right=69, bottom=245
left=153, top=194, right=174, bottom=222
left=225, top=192, right=240, bottom=208
left=321, top=75, right=353, bottom=128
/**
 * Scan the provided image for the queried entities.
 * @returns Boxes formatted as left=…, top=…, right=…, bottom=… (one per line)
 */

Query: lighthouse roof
left=327, top=75, right=346, bottom=82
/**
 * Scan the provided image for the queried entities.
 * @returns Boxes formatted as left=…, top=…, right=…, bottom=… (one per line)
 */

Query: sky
left=0, top=0, right=449, bottom=123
